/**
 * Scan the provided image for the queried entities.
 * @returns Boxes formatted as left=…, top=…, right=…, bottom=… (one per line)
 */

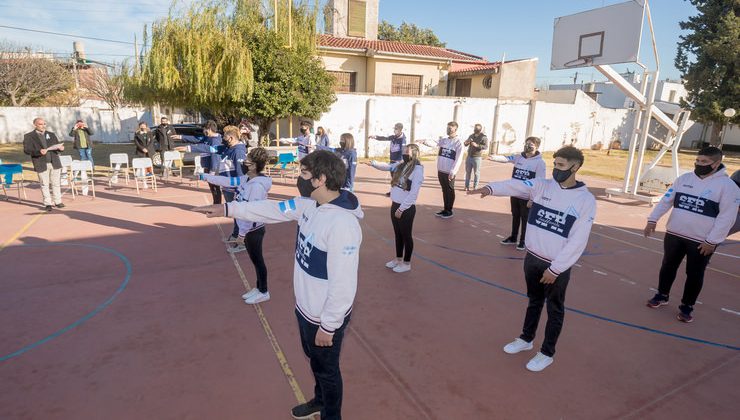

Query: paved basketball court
left=1, top=160, right=738, bottom=419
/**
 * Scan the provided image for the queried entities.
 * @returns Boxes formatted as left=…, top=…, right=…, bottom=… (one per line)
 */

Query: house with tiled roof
left=319, top=0, right=537, bottom=99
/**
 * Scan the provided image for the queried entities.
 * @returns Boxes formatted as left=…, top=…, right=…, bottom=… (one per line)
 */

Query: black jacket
left=134, top=131, right=154, bottom=157
left=154, top=124, right=176, bottom=151
left=23, top=130, right=62, bottom=172
left=69, top=127, right=94, bottom=150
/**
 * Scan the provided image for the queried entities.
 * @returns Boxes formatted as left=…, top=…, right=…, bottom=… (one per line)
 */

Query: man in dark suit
left=23, top=117, right=65, bottom=211
left=154, top=116, right=180, bottom=171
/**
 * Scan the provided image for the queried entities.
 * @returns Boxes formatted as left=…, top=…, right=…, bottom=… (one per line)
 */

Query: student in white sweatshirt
left=420, top=121, right=464, bottom=218
left=194, top=150, right=363, bottom=420
left=489, top=136, right=547, bottom=250
left=469, top=146, right=595, bottom=372
left=366, top=144, right=424, bottom=273
left=199, top=147, right=273, bottom=304
left=644, top=146, right=739, bottom=323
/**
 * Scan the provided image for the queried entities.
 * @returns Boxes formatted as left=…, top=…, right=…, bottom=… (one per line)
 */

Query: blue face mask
left=552, top=165, right=574, bottom=183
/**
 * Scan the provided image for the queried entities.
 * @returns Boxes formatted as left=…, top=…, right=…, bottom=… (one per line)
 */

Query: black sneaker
left=647, top=293, right=669, bottom=308
left=500, top=236, right=517, bottom=245
left=55, top=203, right=65, bottom=208
left=677, top=304, right=694, bottom=323
left=516, top=241, right=526, bottom=251
left=440, top=210, right=454, bottom=219
left=434, top=210, right=446, bottom=217
left=44, top=205, right=53, bottom=212
left=291, top=399, right=323, bottom=419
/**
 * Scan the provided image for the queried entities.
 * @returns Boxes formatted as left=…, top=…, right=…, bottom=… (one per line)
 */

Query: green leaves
left=378, top=20, right=446, bottom=47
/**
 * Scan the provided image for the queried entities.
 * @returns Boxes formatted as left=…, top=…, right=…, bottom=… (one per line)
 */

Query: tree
left=0, top=43, right=75, bottom=106
left=84, top=64, right=128, bottom=112
left=378, top=20, right=446, bottom=47
left=126, top=0, right=335, bottom=144
left=675, top=0, right=739, bottom=145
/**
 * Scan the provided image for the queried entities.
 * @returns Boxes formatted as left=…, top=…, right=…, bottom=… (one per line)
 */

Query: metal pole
left=645, top=0, right=660, bottom=72
left=622, top=71, right=649, bottom=192
left=631, top=70, right=659, bottom=195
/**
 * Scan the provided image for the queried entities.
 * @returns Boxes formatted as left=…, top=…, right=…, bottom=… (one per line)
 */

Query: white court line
left=483, top=230, right=491, bottom=234
left=496, top=234, right=505, bottom=239
left=593, top=270, right=608, bottom=276
left=619, top=278, right=637, bottom=285
left=721, top=308, right=740, bottom=316
left=470, top=225, right=478, bottom=229
left=602, top=224, right=739, bottom=260
left=574, top=263, right=583, bottom=268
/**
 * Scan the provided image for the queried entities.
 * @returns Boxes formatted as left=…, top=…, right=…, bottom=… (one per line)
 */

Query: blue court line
left=367, top=226, right=740, bottom=352
left=0, top=243, right=132, bottom=362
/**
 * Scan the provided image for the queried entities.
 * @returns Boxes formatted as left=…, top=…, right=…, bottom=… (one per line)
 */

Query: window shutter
left=348, top=0, right=367, bottom=38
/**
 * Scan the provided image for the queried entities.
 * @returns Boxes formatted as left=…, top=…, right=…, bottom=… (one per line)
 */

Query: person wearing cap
left=69, top=119, right=94, bottom=166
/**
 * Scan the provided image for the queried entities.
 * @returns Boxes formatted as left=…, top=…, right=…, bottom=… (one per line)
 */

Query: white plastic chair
left=59, top=155, right=74, bottom=187
left=109, top=153, right=130, bottom=186
left=70, top=160, right=96, bottom=199
left=162, top=150, right=183, bottom=180
left=193, top=155, right=204, bottom=187
left=132, top=157, right=157, bottom=194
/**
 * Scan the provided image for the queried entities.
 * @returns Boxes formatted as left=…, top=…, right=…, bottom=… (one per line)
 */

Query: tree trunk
left=258, top=118, right=273, bottom=147
left=709, top=122, right=722, bottom=147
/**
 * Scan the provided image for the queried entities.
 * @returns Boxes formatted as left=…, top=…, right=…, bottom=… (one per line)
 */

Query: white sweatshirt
left=485, top=178, right=596, bottom=275
left=370, top=160, right=424, bottom=211
left=424, top=137, right=464, bottom=175
left=225, top=191, right=363, bottom=335
left=648, top=166, right=739, bottom=245
left=492, top=152, right=547, bottom=199
left=202, top=173, right=272, bottom=235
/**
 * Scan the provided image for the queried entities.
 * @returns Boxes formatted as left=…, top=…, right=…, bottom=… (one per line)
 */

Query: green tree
left=377, top=20, right=446, bottom=47
left=125, top=0, right=334, bottom=142
left=675, top=0, right=739, bottom=145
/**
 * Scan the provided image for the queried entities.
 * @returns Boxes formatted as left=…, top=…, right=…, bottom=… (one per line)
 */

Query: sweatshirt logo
left=529, top=202, right=577, bottom=238
left=438, top=148, right=457, bottom=160
left=295, top=232, right=328, bottom=280
left=512, top=167, right=535, bottom=180
left=673, top=192, right=719, bottom=218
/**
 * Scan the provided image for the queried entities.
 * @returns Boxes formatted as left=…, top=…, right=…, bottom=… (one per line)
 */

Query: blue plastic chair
left=270, top=152, right=298, bottom=180
left=0, top=164, right=27, bottom=201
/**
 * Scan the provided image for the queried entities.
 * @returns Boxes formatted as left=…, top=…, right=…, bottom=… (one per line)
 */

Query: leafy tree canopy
left=378, top=20, right=446, bottom=47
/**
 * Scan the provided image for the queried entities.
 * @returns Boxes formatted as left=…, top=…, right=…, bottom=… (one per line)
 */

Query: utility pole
left=573, top=71, right=578, bottom=85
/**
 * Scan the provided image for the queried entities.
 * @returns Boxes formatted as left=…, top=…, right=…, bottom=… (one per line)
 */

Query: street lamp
left=719, top=108, right=736, bottom=148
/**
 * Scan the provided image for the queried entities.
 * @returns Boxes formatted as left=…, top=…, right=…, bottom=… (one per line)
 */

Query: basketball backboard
left=551, top=0, right=645, bottom=70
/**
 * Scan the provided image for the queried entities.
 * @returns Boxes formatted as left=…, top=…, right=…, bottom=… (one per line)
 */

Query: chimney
left=73, top=41, right=86, bottom=61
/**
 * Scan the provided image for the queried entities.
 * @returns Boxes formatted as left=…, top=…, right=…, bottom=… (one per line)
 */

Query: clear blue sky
left=0, top=0, right=697, bottom=86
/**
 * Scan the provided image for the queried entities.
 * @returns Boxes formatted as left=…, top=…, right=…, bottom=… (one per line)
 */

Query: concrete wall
left=321, top=52, right=369, bottom=92
left=372, top=57, right=444, bottom=96
left=0, top=106, right=152, bottom=144
left=498, top=59, right=538, bottom=100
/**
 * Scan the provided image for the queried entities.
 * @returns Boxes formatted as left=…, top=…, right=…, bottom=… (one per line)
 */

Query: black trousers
left=520, top=253, right=571, bottom=357
left=244, top=226, right=267, bottom=292
left=222, top=190, right=239, bottom=237
left=390, top=202, right=416, bottom=262
left=296, top=310, right=351, bottom=420
left=208, top=183, right=222, bottom=204
left=657, top=233, right=713, bottom=307
left=437, top=171, right=456, bottom=212
left=510, top=197, right=529, bottom=242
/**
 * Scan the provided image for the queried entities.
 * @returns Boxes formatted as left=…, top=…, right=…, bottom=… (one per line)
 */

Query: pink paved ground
left=1, top=160, right=738, bottom=420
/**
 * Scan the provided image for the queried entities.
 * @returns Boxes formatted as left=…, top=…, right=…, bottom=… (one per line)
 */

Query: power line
left=0, top=24, right=134, bottom=45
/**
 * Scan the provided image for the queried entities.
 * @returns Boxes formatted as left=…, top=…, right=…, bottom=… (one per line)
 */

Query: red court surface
left=1, top=161, right=738, bottom=420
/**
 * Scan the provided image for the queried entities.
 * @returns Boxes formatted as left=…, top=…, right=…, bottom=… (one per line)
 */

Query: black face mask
left=300, top=128, right=308, bottom=135
left=340, top=141, right=346, bottom=149
left=552, top=165, right=574, bottom=183
left=524, top=145, right=535, bottom=153
left=296, top=176, right=317, bottom=198
left=242, top=162, right=253, bottom=174
left=694, top=163, right=714, bottom=177
left=402, top=154, right=411, bottom=163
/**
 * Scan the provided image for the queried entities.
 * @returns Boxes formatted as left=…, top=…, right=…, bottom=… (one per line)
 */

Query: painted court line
left=721, top=308, right=740, bottom=316
left=603, top=224, right=740, bottom=260
left=204, top=196, right=307, bottom=405
left=593, top=270, right=608, bottom=276
left=0, top=213, right=44, bottom=252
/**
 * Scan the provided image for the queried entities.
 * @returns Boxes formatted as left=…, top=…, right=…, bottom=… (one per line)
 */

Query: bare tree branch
left=0, top=42, right=75, bottom=106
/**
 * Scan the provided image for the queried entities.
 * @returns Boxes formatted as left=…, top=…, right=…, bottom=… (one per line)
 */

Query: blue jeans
left=78, top=148, right=93, bottom=166
left=464, top=156, right=482, bottom=190
left=296, top=309, right=351, bottom=420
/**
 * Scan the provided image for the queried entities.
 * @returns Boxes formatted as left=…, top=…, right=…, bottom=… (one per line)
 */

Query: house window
left=391, top=74, right=423, bottom=96
left=455, top=78, right=472, bottom=97
left=329, top=71, right=357, bottom=93
left=348, top=0, right=366, bottom=38
left=668, top=89, right=677, bottom=103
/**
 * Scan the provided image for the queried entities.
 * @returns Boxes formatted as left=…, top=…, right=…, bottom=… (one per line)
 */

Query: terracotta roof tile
left=318, top=35, right=487, bottom=63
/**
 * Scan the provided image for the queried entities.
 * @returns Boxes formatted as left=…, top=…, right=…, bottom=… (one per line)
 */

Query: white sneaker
left=227, top=244, right=246, bottom=253
left=392, top=263, right=411, bottom=273
left=385, top=259, right=401, bottom=268
left=244, top=290, right=270, bottom=305
left=241, top=288, right=260, bottom=300
left=503, top=338, right=534, bottom=354
left=526, top=352, right=554, bottom=372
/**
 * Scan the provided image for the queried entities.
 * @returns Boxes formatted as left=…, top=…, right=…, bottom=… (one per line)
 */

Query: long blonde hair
left=391, top=144, right=420, bottom=187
